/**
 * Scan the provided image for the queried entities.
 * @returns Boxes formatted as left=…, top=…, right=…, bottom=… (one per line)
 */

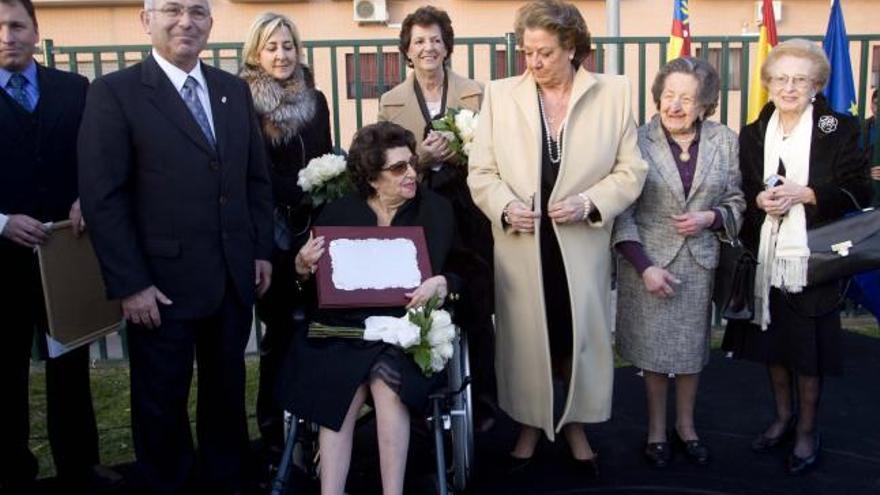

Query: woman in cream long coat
left=467, top=1, right=647, bottom=458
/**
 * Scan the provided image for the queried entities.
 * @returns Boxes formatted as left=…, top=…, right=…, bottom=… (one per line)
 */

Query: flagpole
left=605, top=0, right=620, bottom=75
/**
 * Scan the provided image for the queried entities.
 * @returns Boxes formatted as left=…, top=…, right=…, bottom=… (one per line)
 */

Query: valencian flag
left=822, top=0, right=857, bottom=116
left=747, top=0, right=778, bottom=122
left=666, top=0, right=691, bottom=61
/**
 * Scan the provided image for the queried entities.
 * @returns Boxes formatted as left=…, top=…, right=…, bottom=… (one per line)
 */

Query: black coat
left=78, top=56, right=274, bottom=319
left=278, top=188, right=461, bottom=430
left=738, top=95, right=871, bottom=313
left=245, top=66, right=333, bottom=326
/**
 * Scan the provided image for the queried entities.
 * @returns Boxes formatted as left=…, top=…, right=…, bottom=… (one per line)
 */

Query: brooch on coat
left=818, top=115, right=838, bottom=134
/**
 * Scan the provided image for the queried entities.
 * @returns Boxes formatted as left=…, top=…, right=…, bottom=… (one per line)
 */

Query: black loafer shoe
left=786, top=435, right=821, bottom=476
left=751, top=415, right=797, bottom=453
left=674, top=433, right=711, bottom=465
left=644, top=441, right=672, bottom=468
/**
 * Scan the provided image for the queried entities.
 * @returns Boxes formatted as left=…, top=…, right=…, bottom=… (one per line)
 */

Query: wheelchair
left=269, top=328, right=475, bottom=495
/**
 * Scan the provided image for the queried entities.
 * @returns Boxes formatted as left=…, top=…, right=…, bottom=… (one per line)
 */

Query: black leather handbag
left=714, top=239, right=757, bottom=321
left=806, top=189, right=880, bottom=286
left=713, top=206, right=757, bottom=320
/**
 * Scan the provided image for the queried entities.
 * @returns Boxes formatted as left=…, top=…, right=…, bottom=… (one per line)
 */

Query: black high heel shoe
left=786, top=434, right=821, bottom=476
left=644, top=441, right=672, bottom=468
left=567, top=453, right=600, bottom=479
left=503, top=453, right=533, bottom=475
left=751, top=415, right=798, bottom=452
left=673, top=431, right=711, bottom=465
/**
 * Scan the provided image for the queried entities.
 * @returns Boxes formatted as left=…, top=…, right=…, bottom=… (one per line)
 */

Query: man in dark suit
left=77, top=0, right=274, bottom=491
left=0, top=0, right=122, bottom=491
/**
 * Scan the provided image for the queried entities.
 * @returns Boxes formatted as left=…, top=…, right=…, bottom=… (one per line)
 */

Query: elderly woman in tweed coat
left=612, top=57, right=744, bottom=468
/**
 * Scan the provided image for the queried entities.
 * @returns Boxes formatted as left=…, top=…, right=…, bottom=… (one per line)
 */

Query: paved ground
left=36, top=329, right=880, bottom=494
left=344, top=330, right=880, bottom=495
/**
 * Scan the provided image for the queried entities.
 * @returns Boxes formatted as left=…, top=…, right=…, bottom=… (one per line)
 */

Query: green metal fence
left=36, top=32, right=879, bottom=359
left=42, top=33, right=879, bottom=145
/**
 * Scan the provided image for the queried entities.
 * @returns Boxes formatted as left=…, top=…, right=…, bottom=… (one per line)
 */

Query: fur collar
left=240, top=64, right=318, bottom=145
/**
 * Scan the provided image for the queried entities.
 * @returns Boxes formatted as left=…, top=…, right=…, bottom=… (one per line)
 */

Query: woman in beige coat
left=468, top=0, right=647, bottom=474
left=378, top=6, right=499, bottom=430
left=377, top=6, right=482, bottom=163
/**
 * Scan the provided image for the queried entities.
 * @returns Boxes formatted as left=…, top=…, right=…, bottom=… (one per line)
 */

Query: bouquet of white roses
left=431, top=108, right=480, bottom=164
left=297, top=153, right=354, bottom=206
left=308, top=296, right=456, bottom=376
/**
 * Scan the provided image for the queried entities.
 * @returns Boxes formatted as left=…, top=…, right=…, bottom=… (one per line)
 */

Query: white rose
left=363, top=316, right=421, bottom=348
left=427, top=313, right=455, bottom=347
left=436, top=130, right=456, bottom=143
left=429, top=349, right=447, bottom=372
left=301, top=154, right=346, bottom=190
left=455, top=110, right=478, bottom=141
left=436, top=341, right=454, bottom=360
left=297, top=170, right=313, bottom=191
left=462, top=142, right=474, bottom=157
left=453, top=110, right=473, bottom=130
left=363, top=316, right=402, bottom=344
left=396, top=320, right=422, bottom=348
left=432, top=310, right=452, bottom=329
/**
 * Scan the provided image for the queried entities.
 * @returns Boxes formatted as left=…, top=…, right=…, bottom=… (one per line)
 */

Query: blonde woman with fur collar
left=239, top=11, right=333, bottom=471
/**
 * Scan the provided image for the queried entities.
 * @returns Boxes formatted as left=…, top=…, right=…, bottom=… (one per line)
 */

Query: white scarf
left=752, top=105, right=813, bottom=330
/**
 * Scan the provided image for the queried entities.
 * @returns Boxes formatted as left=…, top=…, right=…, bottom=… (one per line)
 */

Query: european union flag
left=822, top=0, right=857, bottom=116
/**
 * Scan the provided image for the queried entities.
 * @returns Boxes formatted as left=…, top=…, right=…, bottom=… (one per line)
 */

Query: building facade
left=33, top=0, right=880, bottom=143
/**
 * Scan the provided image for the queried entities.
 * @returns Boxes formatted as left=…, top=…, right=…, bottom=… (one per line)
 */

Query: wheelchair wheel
left=447, top=330, right=474, bottom=493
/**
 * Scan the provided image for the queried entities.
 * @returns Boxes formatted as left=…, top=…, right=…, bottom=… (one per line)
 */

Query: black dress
left=538, top=116, right=574, bottom=363
left=277, top=188, right=462, bottom=430
left=721, top=96, right=871, bottom=376
left=416, top=83, right=497, bottom=405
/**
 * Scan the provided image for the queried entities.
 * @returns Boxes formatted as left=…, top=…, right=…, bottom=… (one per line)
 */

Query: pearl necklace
left=537, top=89, right=564, bottom=165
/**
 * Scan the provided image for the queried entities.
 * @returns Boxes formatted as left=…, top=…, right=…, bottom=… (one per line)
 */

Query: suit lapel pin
left=221, top=96, right=227, bottom=104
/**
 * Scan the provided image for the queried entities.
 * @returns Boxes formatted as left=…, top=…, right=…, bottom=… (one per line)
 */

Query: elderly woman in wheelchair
left=277, top=122, right=466, bottom=494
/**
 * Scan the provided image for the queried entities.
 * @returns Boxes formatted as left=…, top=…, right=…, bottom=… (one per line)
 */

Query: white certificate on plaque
left=329, top=238, right=422, bottom=290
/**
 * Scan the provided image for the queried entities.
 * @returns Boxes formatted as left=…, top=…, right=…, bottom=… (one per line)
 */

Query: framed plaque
left=313, top=226, right=433, bottom=308
left=37, top=220, right=122, bottom=354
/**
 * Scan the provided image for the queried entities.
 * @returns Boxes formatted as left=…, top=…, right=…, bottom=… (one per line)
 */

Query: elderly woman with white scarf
left=722, top=39, right=870, bottom=476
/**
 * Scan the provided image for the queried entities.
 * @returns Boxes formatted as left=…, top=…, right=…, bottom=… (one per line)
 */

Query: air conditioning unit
left=755, top=1, right=783, bottom=23
left=353, top=0, right=388, bottom=23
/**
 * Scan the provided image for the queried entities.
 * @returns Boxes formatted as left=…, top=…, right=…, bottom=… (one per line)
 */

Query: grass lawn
left=28, top=357, right=261, bottom=479
left=28, top=315, right=880, bottom=479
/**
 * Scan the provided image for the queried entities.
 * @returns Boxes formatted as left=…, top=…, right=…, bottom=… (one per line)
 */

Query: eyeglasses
left=381, top=155, right=418, bottom=176
left=149, top=4, right=211, bottom=21
left=768, top=74, right=813, bottom=89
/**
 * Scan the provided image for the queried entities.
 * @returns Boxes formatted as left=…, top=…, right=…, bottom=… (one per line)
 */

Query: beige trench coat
left=467, top=68, right=647, bottom=440
left=377, top=70, right=483, bottom=153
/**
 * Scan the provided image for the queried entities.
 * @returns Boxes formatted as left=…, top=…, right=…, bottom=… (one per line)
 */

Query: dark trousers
left=255, top=320, right=294, bottom=457
left=254, top=250, right=299, bottom=458
left=0, top=250, right=99, bottom=490
left=127, top=285, right=252, bottom=494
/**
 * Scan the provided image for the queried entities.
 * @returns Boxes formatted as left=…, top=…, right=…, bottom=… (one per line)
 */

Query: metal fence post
left=41, top=39, right=55, bottom=68
left=505, top=32, right=516, bottom=78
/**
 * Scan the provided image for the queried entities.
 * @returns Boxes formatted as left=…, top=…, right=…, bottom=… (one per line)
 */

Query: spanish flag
left=747, top=0, right=779, bottom=122
left=667, top=0, right=691, bottom=60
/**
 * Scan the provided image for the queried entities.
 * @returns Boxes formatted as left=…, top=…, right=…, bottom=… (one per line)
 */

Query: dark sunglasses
left=381, top=155, right=419, bottom=176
